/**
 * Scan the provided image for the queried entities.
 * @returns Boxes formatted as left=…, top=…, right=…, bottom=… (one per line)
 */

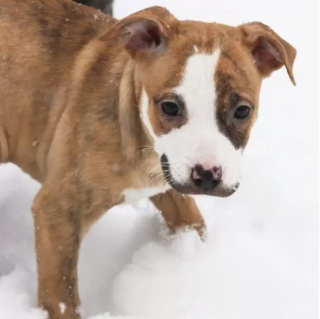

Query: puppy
left=0, top=1, right=296, bottom=318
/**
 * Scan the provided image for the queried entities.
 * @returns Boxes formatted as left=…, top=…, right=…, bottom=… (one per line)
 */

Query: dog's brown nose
left=191, top=164, right=222, bottom=191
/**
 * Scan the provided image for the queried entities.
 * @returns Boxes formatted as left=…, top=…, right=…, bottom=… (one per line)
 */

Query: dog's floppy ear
left=240, top=22, right=297, bottom=85
left=100, top=6, right=175, bottom=58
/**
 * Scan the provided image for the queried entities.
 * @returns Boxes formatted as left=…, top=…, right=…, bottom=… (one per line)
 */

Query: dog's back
left=0, top=0, right=115, bottom=178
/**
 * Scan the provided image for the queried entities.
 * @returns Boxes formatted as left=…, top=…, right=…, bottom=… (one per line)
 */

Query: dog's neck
left=115, top=54, right=164, bottom=187
left=118, top=59, right=144, bottom=162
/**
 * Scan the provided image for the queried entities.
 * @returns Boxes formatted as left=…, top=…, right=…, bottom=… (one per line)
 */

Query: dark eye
left=161, top=101, right=180, bottom=116
left=234, top=104, right=251, bottom=120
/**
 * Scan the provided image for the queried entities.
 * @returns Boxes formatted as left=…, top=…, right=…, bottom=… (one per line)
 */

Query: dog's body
left=0, top=1, right=296, bottom=318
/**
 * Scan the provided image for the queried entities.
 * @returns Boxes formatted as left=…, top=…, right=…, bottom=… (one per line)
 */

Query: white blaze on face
left=141, top=49, right=242, bottom=188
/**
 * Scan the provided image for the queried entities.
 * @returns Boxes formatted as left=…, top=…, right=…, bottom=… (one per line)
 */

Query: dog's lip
left=167, top=181, right=239, bottom=197
left=160, top=154, right=239, bottom=197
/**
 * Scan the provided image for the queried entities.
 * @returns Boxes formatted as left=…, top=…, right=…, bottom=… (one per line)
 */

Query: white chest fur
left=122, top=186, right=168, bottom=204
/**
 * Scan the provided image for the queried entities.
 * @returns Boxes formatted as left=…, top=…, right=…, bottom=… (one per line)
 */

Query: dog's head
left=101, top=7, right=296, bottom=197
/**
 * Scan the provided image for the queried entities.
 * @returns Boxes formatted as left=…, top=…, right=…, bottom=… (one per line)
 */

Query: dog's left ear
left=240, top=22, right=297, bottom=85
left=100, top=7, right=176, bottom=58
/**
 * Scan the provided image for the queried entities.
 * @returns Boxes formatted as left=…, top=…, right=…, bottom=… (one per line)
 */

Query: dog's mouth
left=160, top=154, right=239, bottom=197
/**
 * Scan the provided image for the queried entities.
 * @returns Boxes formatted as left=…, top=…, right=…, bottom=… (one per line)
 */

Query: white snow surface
left=0, top=0, right=318, bottom=318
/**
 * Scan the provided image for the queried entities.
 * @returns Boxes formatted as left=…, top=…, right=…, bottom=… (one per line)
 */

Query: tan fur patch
left=0, top=125, right=8, bottom=162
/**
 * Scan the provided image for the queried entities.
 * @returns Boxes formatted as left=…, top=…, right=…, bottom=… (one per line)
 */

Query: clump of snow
left=0, top=268, right=46, bottom=319
left=59, top=303, right=66, bottom=315
left=0, top=0, right=318, bottom=318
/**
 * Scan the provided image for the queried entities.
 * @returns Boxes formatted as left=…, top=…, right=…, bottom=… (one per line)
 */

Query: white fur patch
left=141, top=49, right=241, bottom=189
left=122, top=187, right=168, bottom=204
left=59, top=303, right=66, bottom=314
left=141, top=93, right=157, bottom=141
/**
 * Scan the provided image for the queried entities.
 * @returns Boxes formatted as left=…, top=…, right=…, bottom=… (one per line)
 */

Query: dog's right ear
left=100, top=7, right=175, bottom=58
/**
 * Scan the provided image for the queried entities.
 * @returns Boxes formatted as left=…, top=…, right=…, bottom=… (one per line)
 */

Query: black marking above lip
left=160, top=154, right=175, bottom=188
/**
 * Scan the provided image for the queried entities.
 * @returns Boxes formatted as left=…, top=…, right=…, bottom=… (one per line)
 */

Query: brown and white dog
left=0, top=1, right=296, bottom=318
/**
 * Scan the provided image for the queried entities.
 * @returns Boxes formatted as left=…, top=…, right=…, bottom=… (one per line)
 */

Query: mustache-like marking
left=160, top=154, right=174, bottom=187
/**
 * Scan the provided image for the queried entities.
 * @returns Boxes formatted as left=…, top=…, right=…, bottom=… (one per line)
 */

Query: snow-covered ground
left=0, top=0, right=318, bottom=318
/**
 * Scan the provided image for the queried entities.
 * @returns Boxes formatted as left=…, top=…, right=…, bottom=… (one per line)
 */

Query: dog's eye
left=161, top=101, right=180, bottom=116
left=233, top=104, right=251, bottom=120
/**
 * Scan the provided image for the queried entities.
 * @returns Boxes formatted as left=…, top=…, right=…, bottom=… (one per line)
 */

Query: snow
left=0, top=0, right=318, bottom=318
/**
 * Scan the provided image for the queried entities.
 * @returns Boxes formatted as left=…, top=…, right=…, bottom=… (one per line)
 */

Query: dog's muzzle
left=160, top=154, right=239, bottom=197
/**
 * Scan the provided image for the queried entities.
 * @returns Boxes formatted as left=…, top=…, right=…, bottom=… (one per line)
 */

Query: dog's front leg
left=150, top=189, right=206, bottom=238
left=32, top=186, right=82, bottom=319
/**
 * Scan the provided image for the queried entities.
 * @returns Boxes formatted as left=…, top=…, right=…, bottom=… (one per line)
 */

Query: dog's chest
left=122, top=187, right=168, bottom=204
